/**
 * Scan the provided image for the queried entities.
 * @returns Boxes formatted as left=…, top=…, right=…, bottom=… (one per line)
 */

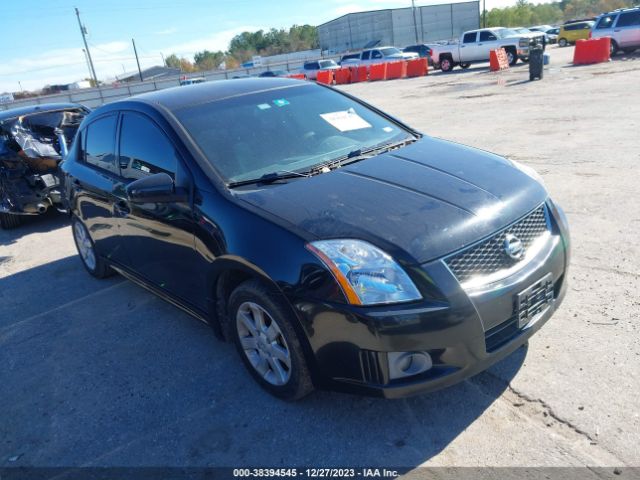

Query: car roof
left=0, top=102, right=85, bottom=121
left=118, top=78, right=311, bottom=112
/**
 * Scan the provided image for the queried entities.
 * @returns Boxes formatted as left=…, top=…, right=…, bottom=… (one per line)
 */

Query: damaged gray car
left=0, top=103, right=89, bottom=229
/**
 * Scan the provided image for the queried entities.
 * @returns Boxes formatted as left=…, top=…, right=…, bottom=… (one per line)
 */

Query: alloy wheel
left=236, top=301, right=292, bottom=386
left=73, top=221, right=96, bottom=271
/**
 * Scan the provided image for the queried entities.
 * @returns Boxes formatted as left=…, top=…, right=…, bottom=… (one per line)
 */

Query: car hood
left=235, top=137, right=548, bottom=265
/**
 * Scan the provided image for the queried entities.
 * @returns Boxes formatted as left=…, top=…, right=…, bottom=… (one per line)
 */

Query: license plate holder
left=516, top=273, right=554, bottom=328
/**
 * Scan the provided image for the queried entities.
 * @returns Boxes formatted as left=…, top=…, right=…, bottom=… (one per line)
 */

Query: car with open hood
left=0, top=103, right=89, bottom=228
left=62, top=78, right=570, bottom=400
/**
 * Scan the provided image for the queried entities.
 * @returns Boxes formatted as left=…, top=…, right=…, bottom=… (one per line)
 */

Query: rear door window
left=362, top=51, right=371, bottom=60
left=118, top=112, right=178, bottom=180
left=84, top=114, right=118, bottom=174
left=463, top=32, right=478, bottom=43
left=479, top=31, right=497, bottom=41
left=371, top=50, right=382, bottom=59
left=616, top=11, right=640, bottom=27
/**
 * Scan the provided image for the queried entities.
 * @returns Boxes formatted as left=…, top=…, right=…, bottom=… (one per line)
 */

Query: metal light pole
left=132, top=38, right=144, bottom=82
left=483, top=0, right=487, bottom=28
left=75, top=8, right=98, bottom=86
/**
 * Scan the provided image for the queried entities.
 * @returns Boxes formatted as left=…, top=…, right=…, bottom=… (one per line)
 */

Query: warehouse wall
left=318, top=2, right=480, bottom=52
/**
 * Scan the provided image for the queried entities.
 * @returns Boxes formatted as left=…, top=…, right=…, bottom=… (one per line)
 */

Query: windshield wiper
left=227, top=170, right=310, bottom=188
left=312, top=137, right=418, bottom=173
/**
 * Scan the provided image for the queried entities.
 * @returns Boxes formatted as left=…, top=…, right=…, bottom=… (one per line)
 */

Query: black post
left=132, top=39, right=143, bottom=82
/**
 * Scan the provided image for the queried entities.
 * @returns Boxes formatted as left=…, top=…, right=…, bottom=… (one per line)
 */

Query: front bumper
left=293, top=203, right=570, bottom=398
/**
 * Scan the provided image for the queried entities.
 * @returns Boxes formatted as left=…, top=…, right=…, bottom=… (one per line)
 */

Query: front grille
left=445, top=205, right=549, bottom=283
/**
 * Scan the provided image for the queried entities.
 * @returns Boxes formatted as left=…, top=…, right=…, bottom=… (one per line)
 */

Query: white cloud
left=0, top=26, right=263, bottom=93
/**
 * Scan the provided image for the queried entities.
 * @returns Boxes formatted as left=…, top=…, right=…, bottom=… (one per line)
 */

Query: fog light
left=387, top=351, right=432, bottom=380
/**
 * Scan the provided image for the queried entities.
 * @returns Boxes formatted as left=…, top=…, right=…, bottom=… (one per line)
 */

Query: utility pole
left=75, top=8, right=98, bottom=86
left=483, top=0, right=487, bottom=28
left=82, top=49, right=92, bottom=82
left=160, top=52, right=166, bottom=67
left=18, top=81, right=24, bottom=92
left=132, top=38, right=143, bottom=82
left=411, top=0, right=419, bottom=44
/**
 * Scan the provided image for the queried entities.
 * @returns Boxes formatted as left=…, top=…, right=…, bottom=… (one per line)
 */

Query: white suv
left=591, top=7, right=640, bottom=55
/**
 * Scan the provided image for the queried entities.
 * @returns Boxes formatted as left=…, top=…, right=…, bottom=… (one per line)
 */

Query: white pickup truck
left=430, top=28, right=542, bottom=72
left=340, top=46, right=418, bottom=66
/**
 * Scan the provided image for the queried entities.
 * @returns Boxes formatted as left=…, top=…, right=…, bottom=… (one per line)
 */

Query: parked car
left=403, top=43, right=441, bottom=65
left=339, top=53, right=361, bottom=65
left=430, top=28, right=534, bottom=71
left=62, top=78, right=570, bottom=400
left=558, top=21, right=594, bottom=47
left=339, top=47, right=418, bottom=66
left=529, top=25, right=559, bottom=44
left=179, top=77, right=206, bottom=86
left=258, top=70, right=289, bottom=78
left=0, top=103, right=89, bottom=229
left=591, top=7, right=640, bottom=56
left=300, top=59, right=340, bottom=79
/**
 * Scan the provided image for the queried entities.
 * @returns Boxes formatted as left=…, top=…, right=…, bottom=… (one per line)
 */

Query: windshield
left=176, top=83, right=413, bottom=183
left=380, top=47, right=402, bottom=56
left=319, top=60, right=338, bottom=68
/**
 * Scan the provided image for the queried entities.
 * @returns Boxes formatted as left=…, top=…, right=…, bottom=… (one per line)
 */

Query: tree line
left=164, top=24, right=318, bottom=73
left=485, top=0, right=635, bottom=28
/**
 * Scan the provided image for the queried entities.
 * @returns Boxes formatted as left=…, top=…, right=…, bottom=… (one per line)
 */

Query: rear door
left=477, top=30, right=499, bottom=60
left=614, top=10, right=640, bottom=48
left=114, top=111, right=207, bottom=310
left=73, top=114, right=131, bottom=266
left=459, top=31, right=478, bottom=62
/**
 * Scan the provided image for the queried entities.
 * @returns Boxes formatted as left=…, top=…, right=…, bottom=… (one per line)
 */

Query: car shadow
left=0, top=256, right=526, bottom=469
left=0, top=209, right=69, bottom=247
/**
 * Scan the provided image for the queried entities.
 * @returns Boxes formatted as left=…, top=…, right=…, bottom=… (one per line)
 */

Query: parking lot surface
left=1, top=45, right=639, bottom=469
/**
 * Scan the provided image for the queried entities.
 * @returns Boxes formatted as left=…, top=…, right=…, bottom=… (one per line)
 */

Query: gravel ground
left=1, top=45, right=639, bottom=470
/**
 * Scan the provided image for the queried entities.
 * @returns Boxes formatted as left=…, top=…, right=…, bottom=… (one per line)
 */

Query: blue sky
left=0, top=0, right=523, bottom=92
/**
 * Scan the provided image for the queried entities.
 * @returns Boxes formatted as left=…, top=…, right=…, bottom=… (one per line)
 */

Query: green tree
left=193, top=50, right=225, bottom=70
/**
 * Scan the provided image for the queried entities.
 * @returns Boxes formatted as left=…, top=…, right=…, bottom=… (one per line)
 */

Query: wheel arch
left=206, top=256, right=321, bottom=381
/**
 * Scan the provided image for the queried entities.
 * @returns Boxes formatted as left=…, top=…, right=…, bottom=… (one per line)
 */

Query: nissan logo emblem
left=503, top=233, right=524, bottom=260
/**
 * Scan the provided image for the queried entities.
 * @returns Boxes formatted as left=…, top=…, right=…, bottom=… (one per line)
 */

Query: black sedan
left=62, top=79, right=570, bottom=400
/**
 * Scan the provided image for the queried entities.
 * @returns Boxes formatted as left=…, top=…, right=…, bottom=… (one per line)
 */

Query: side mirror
left=126, top=172, right=188, bottom=203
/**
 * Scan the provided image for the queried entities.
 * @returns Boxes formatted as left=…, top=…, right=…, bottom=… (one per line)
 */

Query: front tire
left=0, top=212, right=22, bottom=229
left=229, top=279, right=314, bottom=401
left=610, top=40, right=619, bottom=56
left=71, top=216, right=114, bottom=278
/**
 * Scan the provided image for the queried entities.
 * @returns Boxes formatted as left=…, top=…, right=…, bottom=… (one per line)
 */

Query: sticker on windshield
left=272, top=98, right=290, bottom=107
left=257, top=103, right=271, bottom=110
left=320, top=108, right=372, bottom=132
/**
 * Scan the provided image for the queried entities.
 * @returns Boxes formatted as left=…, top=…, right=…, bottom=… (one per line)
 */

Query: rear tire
left=558, top=38, right=568, bottom=47
left=229, top=279, right=314, bottom=401
left=440, top=56, right=454, bottom=72
left=0, top=212, right=22, bottom=229
left=71, top=215, right=114, bottom=279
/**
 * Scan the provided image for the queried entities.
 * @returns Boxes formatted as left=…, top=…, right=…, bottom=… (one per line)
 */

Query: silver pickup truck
left=430, top=28, right=542, bottom=71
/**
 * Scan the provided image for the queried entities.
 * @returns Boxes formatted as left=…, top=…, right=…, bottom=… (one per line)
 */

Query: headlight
left=511, top=159, right=546, bottom=187
left=306, top=239, right=422, bottom=306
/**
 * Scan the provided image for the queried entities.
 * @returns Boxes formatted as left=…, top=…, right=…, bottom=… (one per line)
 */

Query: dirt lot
left=1, top=45, right=639, bottom=470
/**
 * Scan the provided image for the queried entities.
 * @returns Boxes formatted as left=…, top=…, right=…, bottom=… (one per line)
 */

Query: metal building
left=318, top=1, right=480, bottom=53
